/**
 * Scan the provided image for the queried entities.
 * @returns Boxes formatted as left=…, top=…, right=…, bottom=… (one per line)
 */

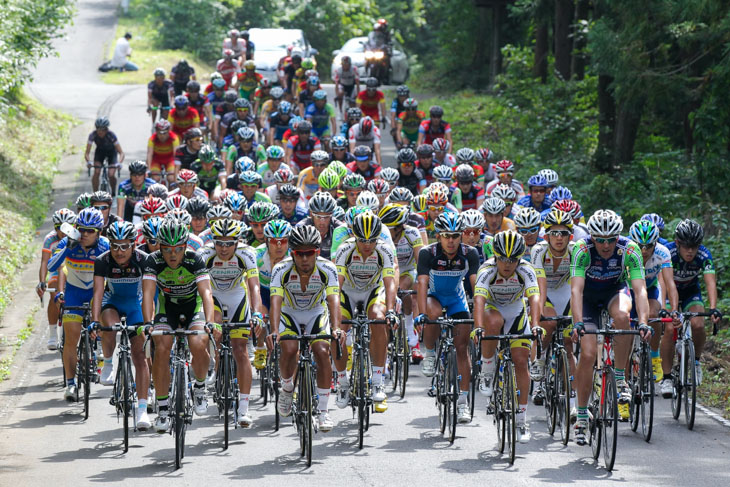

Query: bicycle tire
left=398, top=323, right=409, bottom=398
left=545, top=352, right=557, bottom=435
left=684, top=340, right=696, bottom=430
left=446, top=348, right=458, bottom=443
left=557, top=350, right=571, bottom=445
left=303, top=362, right=313, bottom=467
left=602, top=367, right=618, bottom=472
left=437, top=349, right=447, bottom=435
left=272, top=345, right=280, bottom=431
left=389, top=335, right=399, bottom=394
left=630, top=348, right=641, bottom=433
left=223, top=350, right=231, bottom=450
left=504, top=360, right=517, bottom=465
left=469, top=341, right=478, bottom=418
left=671, top=362, right=682, bottom=419
left=80, top=332, right=91, bottom=420
left=353, top=346, right=366, bottom=449
left=494, top=356, right=505, bottom=454
left=590, top=369, right=602, bottom=460
left=640, top=345, right=654, bottom=441
left=173, top=363, right=186, bottom=469
left=120, top=352, right=130, bottom=453
left=261, top=361, right=269, bottom=406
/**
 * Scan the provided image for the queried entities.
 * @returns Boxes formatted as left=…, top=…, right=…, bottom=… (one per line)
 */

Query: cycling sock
left=66, top=378, right=75, bottom=386
left=157, top=396, right=169, bottom=411
left=405, top=313, right=418, bottom=347
left=194, top=378, right=206, bottom=388
left=239, top=393, right=250, bottom=414
left=458, top=391, right=468, bottom=404
left=282, top=376, right=294, bottom=393
left=516, top=406, right=527, bottom=425
left=372, top=366, right=385, bottom=386
left=138, top=399, right=147, bottom=411
left=615, top=368, right=625, bottom=382
left=337, top=370, right=348, bottom=385
left=104, top=358, right=112, bottom=366
left=651, top=350, right=660, bottom=358
left=424, top=347, right=436, bottom=358
left=317, top=388, right=330, bottom=411
left=577, top=406, right=588, bottom=421
left=481, top=355, right=495, bottom=375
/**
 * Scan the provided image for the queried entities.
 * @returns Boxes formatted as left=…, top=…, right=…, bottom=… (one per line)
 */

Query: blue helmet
left=308, top=76, right=320, bottom=86
left=527, top=174, right=548, bottom=189
left=640, top=212, right=665, bottom=232
left=434, top=211, right=464, bottom=233
left=629, top=219, right=660, bottom=246
left=240, top=170, right=262, bottom=186
left=174, top=95, right=189, bottom=108
left=107, top=220, right=136, bottom=241
left=235, top=156, right=256, bottom=174
left=278, top=101, right=292, bottom=115
left=331, top=135, right=348, bottom=150
left=142, top=216, right=164, bottom=240
left=550, top=185, right=572, bottom=201
left=313, top=89, right=327, bottom=100
left=75, top=207, right=104, bottom=229
left=224, top=192, right=246, bottom=212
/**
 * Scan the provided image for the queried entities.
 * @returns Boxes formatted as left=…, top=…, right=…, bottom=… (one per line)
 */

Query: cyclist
left=297, top=75, right=320, bottom=116
left=432, top=138, right=456, bottom=167
left=338, top=173, right=366, bottom=210
left=297, top=150, right=330, bottom=199
left=222, top=29, right=246, bottom=62
left=367, top=179, right=390, bottom=208
left=256, top=219, right=292, bottom=315
left=216, top=49, right=240, bottom=89
left=481, top=197, right=516, bottom=236
left=396, top=98, right=425, bottom=149
left=318, top=169, right=341, bottom=200
left=190, top=145, right=227, bottom=198
left=491, top=183, right=519, bottom=219
left=185, top=81, right=212, bottom=134
left=474, top=148, right=496, bottom=185
left=473, top=230, right=543, bottom=441
left=85, top=117, right=125, bottom=195
left=570, top=210, right=651, bottom=444
left=91, top=221, right=151, bottom=429
left=173, top=128, right=204, bottom=171
left=142, top=217, right=215, bottom=431
left=282, top=53, right=303, bottom=95
left=286, top=120, right=321, bottom=171
left=452, top=164, right=485, bottom=211
left=346, top=145, right=382, bottom=181
left=340, top=106, right=362, bottom=139
left=267, top=100, right=293, bottom=147
left=271, top=225, right=341, bottom=432
left=187, top=197, right=210, bottom=237
left=48, top=208, right=110, bottom=402
left=237, top=60, right=263, bottom=101
left=239, top=171, right=272, bottom=207
left=241, top=30, right=255, bottom=60
left=333, top=55, right=360, bottom=115
left=199, top=218, right=264, bottom=426
left=416, top=144, right=436, bottom=185
left=257, top=85, right=282, bottom=130
left=305, top=90, right=337, bottom=145
left=460, top=209, right=490, bottom=265
left=334, top=212, right=398, bottom=413
left=277, top=184, right=308, bottom=225
left=170, top=59, right=196, bottom=96
left=423, top=186, right=451, bottom=241
left=485, top=160, right=525, bottom=198
left=389, top=85, right=409, bottom=139
left=348, top=116, right=382, bottom=165
left=116, top=160, right=155, bottom=222
left=133, top=194, right=167, bottom=228
left=168, top=169, right=209, bottom=201
left=415, top=212, right=479, bottom=424
left=91, top=191, right=123, bottom=238
left=356, top=77, right=386, bottom=125
left=147, top=68, right=174, bottom=124
left=265, top=167, right=299, bottom=207
left=517, top=174, right=551, bottom=212
left=513, top=207, right=543, bottom=260
left=641, top=212, right=669, bottom=246
left=245, top=201, right=279, bottom=248
left=417, top=106, right=452, bottom=148
left=664, top=219, right=722, bottom=388
left=296, top=192, right=345, bottom=261
left=219, top=99, right=257, bottom=149
left=627, top=219, right=680, bottom=390
left=392, top=148, right=423, bottom=197
left=553, top=199, right=589, bottom=241
left=387, top=187, right=428, bottom=244
left=146, top=119, right=179, bottom=185
left=167, top=95, right=200, bottom=140
left=255, top=146, right=288, bottom=186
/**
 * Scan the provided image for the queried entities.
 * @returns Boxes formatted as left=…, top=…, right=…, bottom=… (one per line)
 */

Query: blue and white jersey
left=643, top=242, right=671, bottom=288
left=48, top=236, right=111, bottom=290
left=417, top=242, right=480, bottom=299
left=666, top=242, right=715, bottom=291
left=94, top=248, right=148, bottom=301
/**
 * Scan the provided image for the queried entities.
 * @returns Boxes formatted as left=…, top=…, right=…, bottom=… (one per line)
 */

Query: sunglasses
left=428, top=205, right=444, bottom=212
left=189, top=137, right=203, bottom=142
left=356, top=238, right=378, bottom=244
left=111, top=242, right=134, bottom=251
left=157, top=130, right=169, bottom=135
left=160, top=245, right=186, bottom=254
left=546, top=230, right=572, bottom=238
left=400, top=162, right=414, bottom=167
left=518, top=226, right=540, bottom=235
left=312, top=163, right=328, bottom=168
left=268, top=237, right=288, bottom=246
left=292, top=249, right=317, bottom=257
left=214, top=240, right=237, bottom=248
left=440, top=232, right=462, bottom=240
left=312, top=213, right=331, bottom=220
left=147, top=239, right=158, bottom=246
left=497, top=256, right=519, bottom=264
left=594, top=237, right=618, bottom=244
left=236, top=108, right=250, bottom=112
left=463, top=229, right=481, bottom=237
left=639, top=243, right=655, bottom=250
left=78, top=227, right=99, bottom=234
left=249, top=222, right=265, bottom=227
left=531, top=188, right=547, bottom=193
left=93, top=205, right=110, bottom=211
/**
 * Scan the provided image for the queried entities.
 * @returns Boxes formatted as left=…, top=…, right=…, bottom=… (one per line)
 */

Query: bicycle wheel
left=80, top=332, right=92, bottom=420
left=629, top=349, right=641, bottom=433
left=683, top=340, right=696, bottom=430
left=503, top=360, right=517, bottom=465
left=261, top=360, right=269, bottom=406
left=120, top=353, right=130, bottom=453
left=557, top=350, right=571, bottom=445
left=469, top=341, right=478, bottom=418
left=544, top=352, right=557, bottom=435
left=271, top=345, right=280, bottom=431
left=389, top=336, right=399, bottom=394
left=174, top=364, right=186, bottom=469
left=639, top=346, right=654, bottom=441
left=100, top=168, right=110, bottom=194
left=493, top=356, right=505, bottom=453
left=353, top=347, right=366, bottom=449
left=364, top=351, right=372, bottom=432
left=303, top=363, right=313, bottom=467
left=437, top=352, right=447, bottom=435
left=214, top=351, right=225, bottom=415
left=590, top=370, right=602, bottom=461
left=671, top=362, right=682, bottom=420
left=602, top=367, right=618, bottom=472
left=446, top=348, right=458, bottom=443
left=398, top=324, right=409, bottom=398
left=222, top=350, right=231, bottom=450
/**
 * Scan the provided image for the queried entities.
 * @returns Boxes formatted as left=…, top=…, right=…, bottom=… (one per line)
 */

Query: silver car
left=248, top=28, right=318, bottom=84
left=331, top=36, right=409, bottom=85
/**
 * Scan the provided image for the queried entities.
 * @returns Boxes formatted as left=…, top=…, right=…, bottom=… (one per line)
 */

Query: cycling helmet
left=416, top=144, right=434, bottom=157
left=513, top=207, right=542, bottom=229
left=237, top=126, right=256, bottom=141
left=244, top=60, right=256, bottom=70
left=212, top=78, right=226, bottom=89
left=302, top=58, right=315, bottom=70
left=297, top=120, right=312, bottom=133
left=527, top=174, right=548, bottom=189
left=147, top=183, right=168, bottom=199
left=434, top=211, right=464, bottom=233
left=309, top=192, right=337, bottom=214
left=247, top=201, right=279, bottom=222
left=224, top=90, right=238, bottom=103
left=629, top=219, right=660, bottom=246
left=52, top=208, right=76, bottom=226
left=353, top=145, right=372, bottom=160
left=223, top=48, right=235, bottom=59
left=166, top=194, right=188, bottom=211
left=429, top=182, right=449, bottom=195
left=270, top=86, right=284, bottom=99
left=403, top=98, right=418, bottom=109
left=176, top=169, right=198, bottom=184
left=412, top=194, right=428, bottom=213
left=359, top=116, right=374, bottom=135
left=174, top=95, right=189, bottom=108
left=356, top=191, right=380, bottom=211
left=538, top=168, right=559, bottom=187
left=492, top=230, right=526, bottom=259
left=461, top=209, right=485, bottom=229
left=397, top=148, right=417, bottom=164
left=432, top=138, right=449, bottom=153
left=481, top=197, right=506, bottom=215
left=288, top=115, right=302, bottom=131
left=229, top=120, right=246, bottom=135
left=90, top=191, right=113, bottom=204
left=210, top=218, right=245, bottom=238
left=674, top=219, right=704, bottom=246
left=455, top=148, right=475, bottom=164
left=186, top=196, right=210, bottom=217
left=352, top=211, right=382, bottom=240
left=475, top=148, right=493, bottom=162
left=367, top=179, right=389, bottom=195
left=543, top=209, right=574, bottom=230
left=186, top=80, right=200, bottom=92
left=266, top=145, right=284, bottom=160
left=641, top=213, right=665, bottom=232
left=142, top=216, right=163, bottom=241
left=195, top=145, right=215, bottom=164
left=264, top=219, right=293, bottom=239
left=333, top=205, right=346, bottom=221
left=155, top=119, right=172, bottom=132
left=329, top=160, right=348, bottom=180
left=347, top=107, right=362, bottom=120
left=380, top=167, right=399, bottom=186
left=223, top=192, right=246, bottom=212
left=433, top=165, right=453, bottom=182
left=495, top=160, right=515, bottom=174
left=311, top=150, right=330, bottom=164
left=95, top=117, right=110, bottom=129
left=429, top=106, right=444, bottom=118
left=167, top=208, right=192, bottom=226
left=491, top=183, right=517, bottom=203
left=387, top=187, right=414, bottom=204
left=153, top=68, right=166, bottom=77
left=107, top=220, right=136, bottom=241
left=278, top=100, right=292, bottom=114
left=552, top=199, right=582, bottom=220
left=378, top=204, right=410, bottom=227
left=289, top=225, right=322, bottom=249
left=274, top=167, right=295, bottom=184
left=550, top=186, right=572, bottom=201
left=278, top=184, right=301, bottom=200
left=343, top=174, right=366, bottom=190
left=75, top=207, right=104, bottom=229
left=454, top=164, right=475, bottom=183
left=331, top=135, right=348, bottom=150
left=313, top=89, right=327, bottom=100
left=235, top=156, right=256, bottom=174
left=228, top=29, right=240, bottom=37
left=157, top=217, right=189, bottom=246
left=127, top=160, right=148, bottom=176
left=587, top=209, right=623, bottom=237
left=366, top=77, right=379, bottom=88
left=240, top=170, right=263, bottom=186
left=396, top=85, right=410, bottom=97
left=426, top=186, right=449, bottom=207
left=234, top=98, right=252, bottom=111
left=318, top=169, right=340, bottom=190
left=207, top=205, right=233, bottom=220
left=184, top=127, right=203, bottom=141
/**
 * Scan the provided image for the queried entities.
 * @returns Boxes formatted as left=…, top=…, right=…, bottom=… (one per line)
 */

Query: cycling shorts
left=213, top=293, right=250, bottom=339
left=102, top=293, right=144, bottom=330
left=629, top=284, right=659, bottom=320
left=581, top=285, right=629, bottom=332
left=154, top=298, right=205, bottom=331
left=339, top=84, right=355, bottom=98
left=545, top=283, right=571, bottom=317
left=428, top=292, right=469, bottom=318
left=340, top=286, right=385, bottom=320
left=400, top=269, right=416, bottom=284
left=63, top=285, right=94, bottom=323
left=151, top=93, right=170, bottom=106
left=278, top=309, right=330, bottom=343
left=678, top=284, right=704, bottom=311
left=93, top=148, right=120, bottom=168
left=260, top=286, right=271, bottom=311
left=312, top=126, right=331, bottom=139
left=485, top=299, right=532, bottom=350
left=149, top=158, right=176, bottom=174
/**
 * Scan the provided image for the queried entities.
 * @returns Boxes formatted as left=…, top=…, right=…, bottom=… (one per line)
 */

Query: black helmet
left=366, top=77, right=379, bottom=88
left=186, top=196, right=210, bottom=217
left=353, top=145, right=372, bottom=158
left=186, top=80, right=200, bottom=92
left=90, top=190, right=113, bottom=204
left=416, top=144, right=434, bottom=157
left=128, top=160, right=147, bottom=175
left=224, top=90, right=238, bottom=103
left=184, top=127, right=203, bottom=141
left=241, top=30, right=250, bottom=39
left=675, top=219, right=704, bottom=246
left=289, top=225, right=321, bottom=250
left=397, top=148, right=417, bottom=164
left=95, top=117, right=110, bottom=129
left=430, top=105, right=444, bottom=117
left=234, top=98, right=251, bottom=110
left=396, top=85, right=410, bottom=97
left=297, top=120, right=312, bottom=133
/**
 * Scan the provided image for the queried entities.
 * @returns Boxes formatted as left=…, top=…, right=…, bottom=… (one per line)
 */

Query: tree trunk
left=489, top=4, right=505, bottom=84
left=613, top=99, right=644, bottom=167
left=554, top=0, right=573, bottom=81
left=571, top=0, right=589, bottom=80
left=472, top=6, right=491, bottom=85
left=594, top=74, right=616, bottom=173
left=534, top=21, right=549, bottom=83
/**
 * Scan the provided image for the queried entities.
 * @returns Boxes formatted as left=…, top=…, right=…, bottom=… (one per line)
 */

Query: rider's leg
left=62, top=318, right=81, bottom=381
left=689, top=303, right=706, bottom=356
left=92, top=166, right=101, bottom=192
left=368, top=302, right=388, bottom=390
left=609, top=292, right=633, bottom=382
left=130, top=335, right=149, bottom=402
left=232, top=336, right=253, bottom=394
left=454, top=322, right=471, bottom=391
left=421, top=296, right=443, bottom=351
left=108, top=166, right=118, bottom=197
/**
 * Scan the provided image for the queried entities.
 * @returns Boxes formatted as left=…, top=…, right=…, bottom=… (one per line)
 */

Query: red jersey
left=168, top=107, right=200, bottom=139
left=356, top=90, right=385, bottom=121
left=148, top=132, right=180, bottom=165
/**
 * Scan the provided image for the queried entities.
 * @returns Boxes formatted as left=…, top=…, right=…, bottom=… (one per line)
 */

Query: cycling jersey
left=329, top=152, right=355, bottom=165
left=391, top=98, right=405, bottom=116
left=117, top=177, right=157, bottom=222
left=258, top=98, right=276, bottom=120
left=417, top=242, right=479, bottom=316
left=416, top=162, right=436, bottom=185
left=147, top=132, right=179, bottom=172
left=334, top=65, right=359, bottom=87
left=345, top=160, right=381, bottom=182
left=187, top=95, right=209, bottom=122
left=174, top=144, right=200, bottom=170
left=270, top=257, right=339, bottom=312
left=87, top=130, right=119, bottom=155
left=257, top=161, right=292, bottom=186
left=475, top=258, right=539, bottom=307
left=170, top=64, right=195, bottom=94
left=236, top=71, right=263, bottom=100
left=408, top=212, right=426, bottom=232
left=484, top=217, right=517, bottom=237
left=190, top=160, right=226, bottom=196
left=242, top=191, right=272, bottom=208
left=287, top=135, right=322, bottom=170
left=666, top=242, right=715, bottom=291
left=255, top=244, right=288, bottom=310
left=397, top=110, right=426, bottom=143
left=296, top=217, right=346, bottom=261
left=642, top=242, right=671, bottom=289
left=42, top=231, right=62, bottom=280
left=305, top=102, right=336, bottom=138
left=199, top=245, right=257, bottom=329
left=516, top=194, right=551, bottom=212
left=335, top=238, right=396, bottom=293
left=225, top=140, right=266, bottom=165
left=143, top=250, right=209, bottom=310
left=418, top=119, right=451, bottom=145
left=206, top=91, right=226, bottom=115
left=451, top=183, right=484, bottom=211
left=356, top=90, right=385, bottom=120
left=216, top=59, right=240, bottom=86
left=268, top=112, right=291, bottom=142
left=148, top=80, right=173, bottom=104
left=222, top=37, right=246, bottom=58
left=296, top=167, right=320, bottom=199
left=391, top=225, right=423, bottom=272
left=531, top=241, right=575, bottom=289
left=571, top=236, right=645, bottom=293
left=220, top=111, right=256, bottom=133
left=167, top=107, right=199, bottom=138
left=49, top=236, right=111, bottom=290
left=348, top=124, right=381, bottom=150
left=95, top=248, right=148, bottom=326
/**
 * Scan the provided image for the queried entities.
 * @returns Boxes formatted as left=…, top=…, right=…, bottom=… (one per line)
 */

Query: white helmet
left=513, top=207, right=542, bottom=229
left=356, top=190, right=380, bottom=211
left=587, top=209, right=624, bottom=237
left=538, top=168, right=559, bottom=186
left=461, top=209, right=485, bottom=229
left=481, top=197, right=506, bottom=215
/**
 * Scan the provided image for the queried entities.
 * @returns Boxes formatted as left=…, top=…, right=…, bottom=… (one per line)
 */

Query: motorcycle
left=364, top=46, right=391, bottom=85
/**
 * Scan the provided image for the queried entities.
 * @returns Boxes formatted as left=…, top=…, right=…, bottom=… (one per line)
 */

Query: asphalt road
left=1, top=0, right=729, bottom=485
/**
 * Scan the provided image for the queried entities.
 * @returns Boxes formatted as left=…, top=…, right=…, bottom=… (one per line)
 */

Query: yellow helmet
left=492, top=230, right=526, bottom=259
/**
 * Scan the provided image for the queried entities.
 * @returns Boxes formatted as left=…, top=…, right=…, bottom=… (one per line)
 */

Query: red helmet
left=495, top=159, right=515, bottom=174
left=552, top=199, right=582, bottom=220
left=432, top=138, right=449, bottom=152
left=475, top=148, right=492, bottom=162
left=139, top=197, right=167, bottom=217
left=259, top=78, right=271, bottom=89
left=426, top=186, right=449, bottom=207
left=223, top=48, right=234, bottom=59
left=155, top=119, right=171, bottom=132
left=176, top=168, right=199, bottom=184
left=359, top=116, right=374, bottom=135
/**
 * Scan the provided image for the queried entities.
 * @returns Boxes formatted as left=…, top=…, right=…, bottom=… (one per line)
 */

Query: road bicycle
left=260, top=320, right=282, bottom=431
left=539, top=315, right=573, bottom=445
left=64, top=304, right=97, bottom=420
left=389, top=289, right=414, bottom=399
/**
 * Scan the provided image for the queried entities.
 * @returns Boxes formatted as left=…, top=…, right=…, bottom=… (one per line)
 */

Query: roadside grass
left=699, top=327, right=730, bottom=419
left=0, top=307, right=38, bottom=381
left=101, top=8, right=215, bottom=85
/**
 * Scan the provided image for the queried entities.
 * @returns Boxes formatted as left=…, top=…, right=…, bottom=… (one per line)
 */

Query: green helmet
left=345, top=205, right=369, bottom=227
left=266, top=145, right=284, bottom=159
left=318, top=168, right=340, bottom=190
left=301, top=57, right=315, bottom=70
left=328, top=159, right=348, bottom=180
left=247, top=201, right=279, bottom=223
left=629, top=219, right=659, bottom=245
left=197, top=144, right=216, bottom=164
left=157, top=217, right=189, bottom=246
left=75, top=192, right=93, bottom=209
left=264, top=219, right=293, bottom=239
left=342, top=173, right=366, bottom=190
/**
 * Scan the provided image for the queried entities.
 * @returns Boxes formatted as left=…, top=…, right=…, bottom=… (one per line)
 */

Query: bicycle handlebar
left=540, top=315, right=572, bottom=323
left=278, top=333, right=342, bottom=359
left=397, top=289, right=417, bottom=296
left=149, top=329, right=208, bottom=336
left=681, top=312, right=714, bottom=318
left=582, top=329, right=641, bottom=336
left=342, top=319, right=388, bottom=325
left=424, top=319, right=474, bottom=325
